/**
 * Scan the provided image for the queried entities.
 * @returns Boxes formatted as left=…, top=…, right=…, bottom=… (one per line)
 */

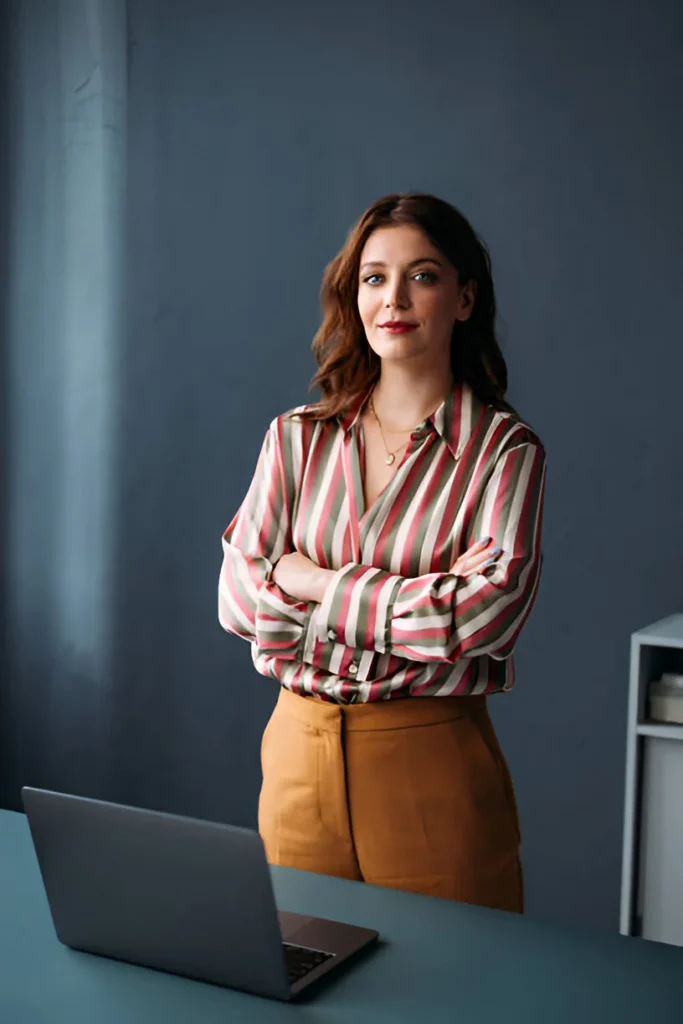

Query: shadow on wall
left=0, top=0, right=129, bottom=811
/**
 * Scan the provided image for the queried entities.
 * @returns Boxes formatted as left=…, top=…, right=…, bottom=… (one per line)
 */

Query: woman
left=218, top=193, right=546, bottom=914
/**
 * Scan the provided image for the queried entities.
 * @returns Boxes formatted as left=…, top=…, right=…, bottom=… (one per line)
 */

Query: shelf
left=622, top=616, right=683, bottom=943
left=633, top=613, right=683, bottom=647
left=637, top=722, right=683, bottom=740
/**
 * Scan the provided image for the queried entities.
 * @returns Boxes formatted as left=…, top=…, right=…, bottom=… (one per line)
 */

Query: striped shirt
left=218, top=381, right=546, bottom=704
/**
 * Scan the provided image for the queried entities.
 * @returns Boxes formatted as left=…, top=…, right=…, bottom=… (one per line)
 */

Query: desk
left=0, top=810, right=681, bottom=1022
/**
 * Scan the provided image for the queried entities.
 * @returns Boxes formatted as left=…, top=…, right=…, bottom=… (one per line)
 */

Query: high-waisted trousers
left=258, top=685, right=523, bottom=913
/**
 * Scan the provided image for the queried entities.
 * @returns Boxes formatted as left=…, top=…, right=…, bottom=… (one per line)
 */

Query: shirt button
left=327, top=629, right=337, bottom=642
left=348, top=662, right=358, bottom=675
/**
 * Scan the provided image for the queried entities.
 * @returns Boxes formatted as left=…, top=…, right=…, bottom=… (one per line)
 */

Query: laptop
left=21, top=787, right=379, bottom=1001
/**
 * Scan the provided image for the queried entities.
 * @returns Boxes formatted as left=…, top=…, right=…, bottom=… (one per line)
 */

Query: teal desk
left=1, top=809, right=681, bottom=1022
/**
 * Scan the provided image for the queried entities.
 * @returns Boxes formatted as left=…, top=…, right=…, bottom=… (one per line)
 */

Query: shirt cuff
left=254, top=580, right=310, bottom=659
left=309, top=563, right=402, bottom=656
left=295, top=598, right=377, bottom=681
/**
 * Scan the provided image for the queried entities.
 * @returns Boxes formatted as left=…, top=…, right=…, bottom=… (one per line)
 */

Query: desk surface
left=1, top=809, right=681, bottom=1023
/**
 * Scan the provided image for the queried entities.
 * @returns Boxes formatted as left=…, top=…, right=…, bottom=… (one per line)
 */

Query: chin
left=370, top=335, right=423, bottom=360
left=370, top=338, right=428, bottom=362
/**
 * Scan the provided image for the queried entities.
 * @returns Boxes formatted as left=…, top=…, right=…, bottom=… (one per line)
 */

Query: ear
left=456, top=279, right=477, bottom=322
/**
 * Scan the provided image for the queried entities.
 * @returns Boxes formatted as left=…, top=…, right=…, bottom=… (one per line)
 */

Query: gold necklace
left=370, top=397, right=413, bottom=466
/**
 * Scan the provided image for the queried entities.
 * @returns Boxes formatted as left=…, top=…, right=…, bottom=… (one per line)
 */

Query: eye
left=413, top=270, right=438, bottom=283
left=362, top=274, right=384, bottom=285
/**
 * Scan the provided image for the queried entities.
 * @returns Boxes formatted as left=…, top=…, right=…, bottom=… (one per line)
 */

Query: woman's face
left=357, top=223, right=475, bottom=366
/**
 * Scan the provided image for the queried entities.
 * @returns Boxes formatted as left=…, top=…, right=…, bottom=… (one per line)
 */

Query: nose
left=384, top=275, right=411, bottom=312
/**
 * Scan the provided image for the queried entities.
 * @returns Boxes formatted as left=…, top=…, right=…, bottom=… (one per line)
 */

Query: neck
left=370, top=361, right=453, bottom=432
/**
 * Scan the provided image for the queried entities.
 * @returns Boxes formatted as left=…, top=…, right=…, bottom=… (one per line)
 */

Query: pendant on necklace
left=385, top=454, right=396, bottom=466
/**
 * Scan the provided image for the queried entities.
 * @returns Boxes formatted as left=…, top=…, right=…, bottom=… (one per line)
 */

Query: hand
left=451, top=537, right=502, bottom=579
left=271, top=552, right=335, bottom=604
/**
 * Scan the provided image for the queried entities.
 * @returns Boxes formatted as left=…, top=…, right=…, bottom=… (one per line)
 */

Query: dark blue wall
left=2, top=0, right=683, bottom=933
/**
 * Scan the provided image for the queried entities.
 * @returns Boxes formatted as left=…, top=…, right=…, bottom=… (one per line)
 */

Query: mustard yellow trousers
left=258, top=686, right=523, bottom=913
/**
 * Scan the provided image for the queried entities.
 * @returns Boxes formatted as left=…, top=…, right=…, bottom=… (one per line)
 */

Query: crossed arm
left=272, top=538, right=502, bottom=604
left=218, top=420, right=546, bottom=678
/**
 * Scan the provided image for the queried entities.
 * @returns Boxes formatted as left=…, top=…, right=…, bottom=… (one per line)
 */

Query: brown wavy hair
left=299, top=192, right=514, bottom=421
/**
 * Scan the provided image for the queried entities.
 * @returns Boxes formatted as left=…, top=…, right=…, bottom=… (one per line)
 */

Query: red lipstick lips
left=379, top=320, right=418, bottom=334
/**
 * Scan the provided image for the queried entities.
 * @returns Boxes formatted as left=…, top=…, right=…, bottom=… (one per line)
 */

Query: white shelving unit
left=620, top=613, right=683, bottom=946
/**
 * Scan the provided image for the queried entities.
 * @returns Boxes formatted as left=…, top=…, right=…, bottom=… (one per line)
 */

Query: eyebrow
left=359, top=257, right=443, bottom=272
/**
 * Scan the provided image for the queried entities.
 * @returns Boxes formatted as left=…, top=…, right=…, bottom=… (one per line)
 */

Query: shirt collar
left=337, top=380, right=484, bottom=461
left=337, top=390, right=371, bottom=433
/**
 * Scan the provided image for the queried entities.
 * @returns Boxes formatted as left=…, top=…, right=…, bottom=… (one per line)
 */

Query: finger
left=450, top=540, right=489, bottom=573
left=471, top=546, right=502, bottom=567
left=451, top=537, right=495, bottom=569
left=453, top=547, right=502, bottom=577
left=464, top=537, right=493, bottom=558
left=452, top=541, right=495, bottom=569
left=476, top=552, right=502, bottom=573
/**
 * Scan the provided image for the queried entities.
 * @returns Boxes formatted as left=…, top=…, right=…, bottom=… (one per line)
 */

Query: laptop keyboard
left=283, top=941, right=334, bottom=984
